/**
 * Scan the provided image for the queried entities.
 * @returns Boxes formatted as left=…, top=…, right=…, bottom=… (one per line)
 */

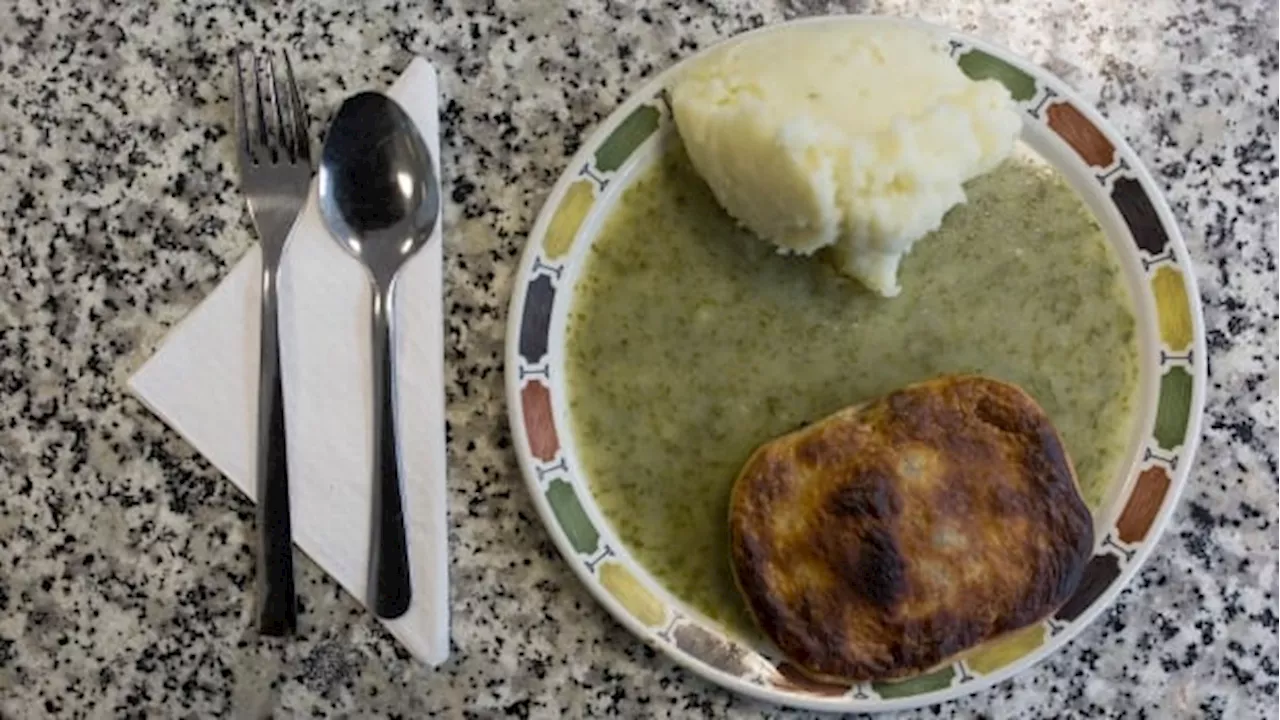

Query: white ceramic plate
left=505, top=15, right=1206, bottom=713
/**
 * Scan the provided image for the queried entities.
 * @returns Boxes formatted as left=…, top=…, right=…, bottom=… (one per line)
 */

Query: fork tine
left=266, top=53, right=292, bottom=162
left=281, top=51, right=310, bottom=166
left=253, top=52, right=275, bottom=161
left=232, top=49, right=253, bottom=164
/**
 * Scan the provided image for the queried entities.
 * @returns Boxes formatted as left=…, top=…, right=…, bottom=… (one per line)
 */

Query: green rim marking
left=957, top=49, right=1037, bottom=101
left=547, top=478, right=599, bottom=554
left=1154, top=366, right=1194, bottom=451
left=594, top=104, right=661, bottom=172
left=873, top=666, right=956, bottom=699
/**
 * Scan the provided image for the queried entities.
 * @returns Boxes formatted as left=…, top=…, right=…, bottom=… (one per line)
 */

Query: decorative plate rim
left=504, top=14, right=1207, bottom=713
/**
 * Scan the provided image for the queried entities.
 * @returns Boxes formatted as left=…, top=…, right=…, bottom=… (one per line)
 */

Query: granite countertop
left=0, top=0, right=1275, bottom=717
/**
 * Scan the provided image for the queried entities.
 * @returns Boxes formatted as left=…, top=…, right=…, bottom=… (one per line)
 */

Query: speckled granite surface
left=0, top=0, right=1275, bottom=717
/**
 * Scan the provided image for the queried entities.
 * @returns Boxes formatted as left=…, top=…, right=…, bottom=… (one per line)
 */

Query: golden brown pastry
left=729, top=375, right=1093, bottom=683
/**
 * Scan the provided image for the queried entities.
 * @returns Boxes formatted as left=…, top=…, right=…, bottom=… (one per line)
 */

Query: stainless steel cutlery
left=233, top=51, right=438, bottom=626
left=317, top=92, right=441, bottom=619
left=232, top=48, right=312, bottom=636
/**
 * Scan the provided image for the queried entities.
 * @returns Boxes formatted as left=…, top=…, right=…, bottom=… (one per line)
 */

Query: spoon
left=317, top=91, right=440, bottom=619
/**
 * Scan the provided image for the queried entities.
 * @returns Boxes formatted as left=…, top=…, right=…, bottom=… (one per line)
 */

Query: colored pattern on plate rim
left=506, top=18, right=1204, bottom=713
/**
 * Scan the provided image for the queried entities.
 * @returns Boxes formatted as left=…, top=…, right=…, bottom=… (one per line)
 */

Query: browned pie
left=729, top=375, right=1093, bottom=683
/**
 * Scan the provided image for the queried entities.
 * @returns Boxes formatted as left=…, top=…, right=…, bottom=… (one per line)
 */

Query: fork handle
left=370, top=277, right=412, bottom=619
left=255, top=255, right=297, bottom=636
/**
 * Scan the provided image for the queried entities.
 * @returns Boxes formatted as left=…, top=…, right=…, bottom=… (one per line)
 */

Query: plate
left=505, top=15, right=1205, bottom=713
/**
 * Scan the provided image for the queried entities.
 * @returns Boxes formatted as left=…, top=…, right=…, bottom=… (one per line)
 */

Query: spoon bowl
left=319, top=91, right=440, bottom=276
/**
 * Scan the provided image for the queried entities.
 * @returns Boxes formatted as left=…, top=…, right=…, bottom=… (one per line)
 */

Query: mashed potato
left=670, top=25, right=1022, bottom=296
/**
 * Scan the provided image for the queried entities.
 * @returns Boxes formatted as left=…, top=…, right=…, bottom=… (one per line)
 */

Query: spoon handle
left=370, top=278, right=412, bottom=619
left=255, top=257, right=297, bottom=636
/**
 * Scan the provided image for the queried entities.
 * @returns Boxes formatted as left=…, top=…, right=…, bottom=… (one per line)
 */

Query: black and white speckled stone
left=0, top=0, right=1274, bottom=717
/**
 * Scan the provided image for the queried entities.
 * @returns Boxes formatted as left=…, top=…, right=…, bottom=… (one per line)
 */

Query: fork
left=233, top=48, right=312, bottom=637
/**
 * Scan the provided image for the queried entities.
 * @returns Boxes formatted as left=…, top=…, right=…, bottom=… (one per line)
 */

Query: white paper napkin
left=128, top=58, right=449, bottom=666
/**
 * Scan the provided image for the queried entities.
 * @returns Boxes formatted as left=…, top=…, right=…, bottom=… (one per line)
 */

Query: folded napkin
left=129, top=58, right=449, bottom=665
